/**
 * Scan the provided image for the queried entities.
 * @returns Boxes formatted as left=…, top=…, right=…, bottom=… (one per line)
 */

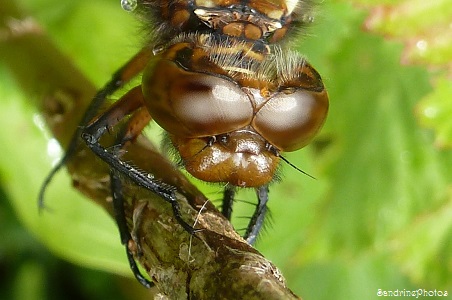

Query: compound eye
left=253, top=88, right=328, bottom=151
left=142, top=59, right=253, bottom=137
left=170, top=75, right=253, bottom=136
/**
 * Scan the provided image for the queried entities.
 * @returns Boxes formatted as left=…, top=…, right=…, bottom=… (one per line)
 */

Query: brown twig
left=0, top=1, right=301, bottom=299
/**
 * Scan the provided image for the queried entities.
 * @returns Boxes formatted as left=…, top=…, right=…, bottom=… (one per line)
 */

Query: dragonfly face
left=79, top=0, right=328, bottom=287
left=138, top=0, right=328, bottom=187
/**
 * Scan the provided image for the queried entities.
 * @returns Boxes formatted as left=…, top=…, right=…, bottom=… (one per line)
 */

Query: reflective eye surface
left=170, top=75, right=253, bottom=134
left=253, top=88, right=329, bottom=151
left=142, top=59, right=253, bottom=137
left=143, top=51, right=328, bottom=154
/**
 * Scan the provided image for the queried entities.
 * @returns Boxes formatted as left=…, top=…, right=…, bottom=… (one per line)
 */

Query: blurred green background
left=1, top=0, right=451, bottom=299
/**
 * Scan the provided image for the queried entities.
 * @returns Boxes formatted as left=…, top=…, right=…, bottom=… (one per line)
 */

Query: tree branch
left=0, top=2, right=301, bottom=299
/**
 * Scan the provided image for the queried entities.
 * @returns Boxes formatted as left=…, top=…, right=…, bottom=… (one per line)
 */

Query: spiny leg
left=222, top=185, right=235, bottom=221
left=95, top=88, right=199, bottom=286
left=86, top=138, right=196, bottom=234
left=110, top=170, right=153, bottom=288
left=81, top=86, right=197, bottom=234
left=244, top=185, right=269, bottom=245
left=38, top=47, right=153, bottom=209
left=109, top=103, right=163, bottom=288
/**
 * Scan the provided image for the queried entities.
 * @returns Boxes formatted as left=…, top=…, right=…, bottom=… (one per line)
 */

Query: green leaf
left=0, top=71, right=129, bottom=276
left=416, top=77, right=452, bottom=148
left=364, top=0, right=452, bottom=67
left=0, top=0, right=140, bottom=278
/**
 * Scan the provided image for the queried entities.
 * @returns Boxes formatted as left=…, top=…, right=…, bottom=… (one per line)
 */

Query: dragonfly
left=42, top=0, right=328, bottom=288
